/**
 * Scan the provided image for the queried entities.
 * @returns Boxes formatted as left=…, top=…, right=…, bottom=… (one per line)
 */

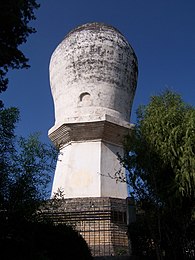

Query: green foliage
left=0, top=105, right=92, bottom=260
left=0, top=107, right=20, bottom=205
left=0, top=106, right=57, bottom=218
left=0, top=0, right=40, bottom=92
left=136, top=90, right=195, bottom=198
left=120, top=90, right=195, bottom=259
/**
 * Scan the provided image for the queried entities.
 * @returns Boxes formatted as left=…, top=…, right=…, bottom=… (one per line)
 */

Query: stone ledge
left=49, top=118, right=133, bottom=147
left=49, top=114, right=133, bottom=134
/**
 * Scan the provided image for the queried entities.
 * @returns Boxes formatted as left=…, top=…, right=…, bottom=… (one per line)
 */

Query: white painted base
left=51, top=140, right=127, bottom=199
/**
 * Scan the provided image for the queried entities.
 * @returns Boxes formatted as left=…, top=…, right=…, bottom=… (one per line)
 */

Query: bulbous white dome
left=49, top=22, right=138, bottom=127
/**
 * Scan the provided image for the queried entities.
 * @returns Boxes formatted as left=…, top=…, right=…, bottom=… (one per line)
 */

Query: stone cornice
left=49, top=119, right=133, bottom=147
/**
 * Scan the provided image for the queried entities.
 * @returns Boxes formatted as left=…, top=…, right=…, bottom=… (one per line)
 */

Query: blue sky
left=2, top=0, right=195, bottom=143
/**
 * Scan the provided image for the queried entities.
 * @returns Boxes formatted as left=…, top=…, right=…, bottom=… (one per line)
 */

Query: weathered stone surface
left=51, top=140, right=128, bottom=198
left=49, top=116, right=133, bottom=147
left=49, top=22, right=137, bottom=199
left=40, top=197, right=130, bottom=257
left=49, top=22, right=138, bottom=128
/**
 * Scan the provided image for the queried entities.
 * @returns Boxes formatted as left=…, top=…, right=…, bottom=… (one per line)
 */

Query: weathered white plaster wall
left=49, top=22, right=137, bottom=199
left=49, top=23, right=138, bottom=128
left=52, top=141, right=101, bottom=198
left=100, top=142, right=127, bottom=198
left=51, top=140, right=127, bottom=199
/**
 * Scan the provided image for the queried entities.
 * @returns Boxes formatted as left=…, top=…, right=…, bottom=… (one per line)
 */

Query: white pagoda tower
left=49, top=22, right=137, bottom=199
left=48, top=22, right=138, bottom=256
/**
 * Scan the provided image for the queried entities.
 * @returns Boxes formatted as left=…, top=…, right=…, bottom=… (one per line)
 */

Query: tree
left=119, top=90, right=195, bottom=259
left=0, top=0, right=40, bottom=93
left=0, top=103, right=93, bottom=260
left=0, top=3, right=91, bottom=257
left=0, top=106, right=57, bottom=218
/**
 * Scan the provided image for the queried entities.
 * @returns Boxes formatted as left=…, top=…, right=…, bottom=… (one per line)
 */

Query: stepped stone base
left=40, top=197, right=130, bottom=257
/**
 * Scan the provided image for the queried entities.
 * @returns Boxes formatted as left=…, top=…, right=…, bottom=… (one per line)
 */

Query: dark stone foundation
left=40, top=197, right=130, bottom=257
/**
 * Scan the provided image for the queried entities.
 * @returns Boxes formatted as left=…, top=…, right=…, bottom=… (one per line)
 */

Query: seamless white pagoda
left=48, top=22, right=138, bottom=257
left=49, top=22, right=138, bottom=199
